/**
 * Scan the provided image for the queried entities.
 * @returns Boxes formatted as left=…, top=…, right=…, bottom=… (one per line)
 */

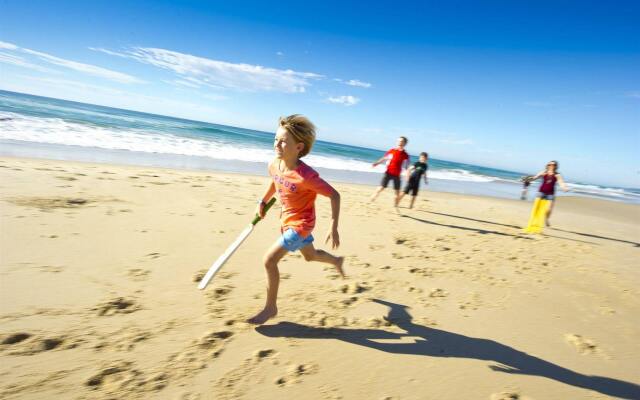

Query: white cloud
left=276, top=51, right=284, bottom=56
left=345, top=79, right=372, bottom=88
left=626, top=91, right=640, bottom=99
left=164, top=79, right=201, bottom=89
left=12, top=74, right=222, bottom=118
left=0, top=41, right=143, bottom=84
left=327, top=95, right=360, bottom=106
left=88, top=47, right=129, bottom=58
left=22, top=48, right=144, bottom=84
left=0, top=52, right=60, bottom=73
left=92, top=46, right=323, bottom=93
left=0, top=41, right=18, bottom=50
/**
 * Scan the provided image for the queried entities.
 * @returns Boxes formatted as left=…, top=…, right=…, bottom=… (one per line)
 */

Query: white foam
left=2, top=111, right=637, bottom=201
left=566, top=183, right=640, bottom=200
left=429, top=168, right=496, bottom=182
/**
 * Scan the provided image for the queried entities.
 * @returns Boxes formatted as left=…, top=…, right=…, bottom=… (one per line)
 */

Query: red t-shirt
left=269, top=160, right=334, bottom=238
left=384, top=148, right=409, bottom=176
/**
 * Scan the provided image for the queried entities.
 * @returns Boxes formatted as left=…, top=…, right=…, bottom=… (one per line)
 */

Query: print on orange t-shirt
left=384, top=148, right=409, bottom=176
left=269, top=160, right=334, bottom=238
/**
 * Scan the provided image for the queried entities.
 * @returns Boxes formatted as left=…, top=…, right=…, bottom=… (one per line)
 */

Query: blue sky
left=1, top=0, right=638, bottom=187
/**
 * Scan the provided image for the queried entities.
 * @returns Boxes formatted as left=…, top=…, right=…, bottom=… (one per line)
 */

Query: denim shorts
left=279, top=228, right=314, bottom=252
left=537, top=193, right=555, bottom=200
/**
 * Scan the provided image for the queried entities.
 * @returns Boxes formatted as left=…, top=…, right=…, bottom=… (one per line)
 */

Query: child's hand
left=325, top=228, right=340, bottom=249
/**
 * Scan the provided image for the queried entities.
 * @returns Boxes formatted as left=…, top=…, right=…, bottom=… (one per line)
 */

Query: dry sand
left=1, top=156, right=639, bottom=400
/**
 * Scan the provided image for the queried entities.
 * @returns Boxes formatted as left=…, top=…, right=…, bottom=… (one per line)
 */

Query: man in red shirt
left=370, top=136, right=410, bottom=207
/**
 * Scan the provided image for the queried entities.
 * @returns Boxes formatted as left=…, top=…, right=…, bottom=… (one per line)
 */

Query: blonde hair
left=279, top=114, right=316, bottom=158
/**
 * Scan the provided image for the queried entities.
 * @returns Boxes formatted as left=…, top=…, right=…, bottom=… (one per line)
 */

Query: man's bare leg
left=370, top=186, right=385, bottom=202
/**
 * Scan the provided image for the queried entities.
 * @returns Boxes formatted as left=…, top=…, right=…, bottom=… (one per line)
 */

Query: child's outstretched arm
left=256, top=181, right=276, bottom=218
left=325, top=188, right=341, bottom=249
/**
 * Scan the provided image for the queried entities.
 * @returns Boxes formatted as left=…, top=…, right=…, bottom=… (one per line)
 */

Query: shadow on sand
left=401, top=214, right=527, bottom=238
left=551, top=228, right=640, bottom=248
left=257, top=299, right=640, bottom=399
left=406, top=213, right=598, bottom=245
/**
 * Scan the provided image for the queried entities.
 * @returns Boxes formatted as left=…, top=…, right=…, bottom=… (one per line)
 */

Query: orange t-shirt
left=268, top=159, right=334, bottom=238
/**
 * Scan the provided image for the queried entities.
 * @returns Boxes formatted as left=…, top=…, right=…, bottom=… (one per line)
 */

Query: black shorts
left=380, top=173, right=401, bottom=191
left=403, top=177, right=421, bottom=196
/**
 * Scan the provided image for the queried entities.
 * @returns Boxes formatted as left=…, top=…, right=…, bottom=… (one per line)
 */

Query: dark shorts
left=537, top=192, right=555, bottom=200
left=380, top=172, right=401, bottom=191
left=403, top=177, right=421, bottom=196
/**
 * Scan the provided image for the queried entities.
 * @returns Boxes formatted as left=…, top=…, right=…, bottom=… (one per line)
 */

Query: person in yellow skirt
left=524, top=161, right=569, bottom=232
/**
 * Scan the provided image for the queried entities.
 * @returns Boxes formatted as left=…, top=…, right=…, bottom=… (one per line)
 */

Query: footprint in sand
left=127, top=268, right=151, bottom=281
left=317, top=315, right=348, bottom=327
left=85, top=361, right=166, bottom=394
left=207, top=285, right=234, bottom=301
left=7, top=196, right=91, bottom=211
left=166, top=330, right=235, bottom=381
left=564, top=334, right=598, bottom=355
left=429, top=288, right=448, bottom=298
left=339, top=282, right=370, bottom=295
left=36, top=265, right=65, bottom=273
left=93, top=297, right=141, bottom=316
left=94, top=328, right=151, bottom=352
left=408, top=267, right=433, bottom=277
left=55, top=176, right=77, bottom=181
left=214, top=347, right=277, bottom=399
left=275, top=363, right=319, bottom=386
left=144, top=252, right=164, bottom=259
left=1, top=332, right=71, bottom=355
left=490, top=392, right=521, bottom=400
left=2, top=332, right=31, bottom=345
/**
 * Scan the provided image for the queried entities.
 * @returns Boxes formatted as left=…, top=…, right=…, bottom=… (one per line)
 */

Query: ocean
left=1, top=90, right=638, bottom=204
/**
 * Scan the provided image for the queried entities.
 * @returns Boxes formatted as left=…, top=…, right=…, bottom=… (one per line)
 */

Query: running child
left=397, top=152, right=429, bottom=209
left=248, top=115, right=345, bottom=325
left=529, top=160, right=569, bottom=226
left=370, top=136, right=410, bottom=207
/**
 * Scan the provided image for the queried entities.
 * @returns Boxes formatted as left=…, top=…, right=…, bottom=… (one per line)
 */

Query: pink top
left=269, top=159, right=334, bottom=238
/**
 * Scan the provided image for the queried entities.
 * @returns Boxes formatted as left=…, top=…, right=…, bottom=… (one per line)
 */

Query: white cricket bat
left=198, top=197, right=276, bottom=290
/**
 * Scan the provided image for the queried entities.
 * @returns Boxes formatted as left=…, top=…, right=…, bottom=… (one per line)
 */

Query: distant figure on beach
left=248, top=115, right=345, bottom=325
left=397, top=152, right=429, bottom=209
left=529, top=161, right=569, bottom=226
left=370, top=136, right=410, bottom=207
left=520, top=175, right=534, bottom=200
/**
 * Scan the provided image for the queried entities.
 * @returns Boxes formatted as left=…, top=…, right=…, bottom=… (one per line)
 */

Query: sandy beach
left=1, top=156, right=639, bottom=400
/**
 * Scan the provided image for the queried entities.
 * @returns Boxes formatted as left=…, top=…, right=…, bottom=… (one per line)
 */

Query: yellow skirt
left=523, top=198, right=550, bottom=234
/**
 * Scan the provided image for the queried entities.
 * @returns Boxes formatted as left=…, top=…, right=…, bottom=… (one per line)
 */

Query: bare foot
left=247, top=306, right=278, bottom=325
left=546, top=220, right=552, bottom=227
left=335, top=256, right=346, bottom=278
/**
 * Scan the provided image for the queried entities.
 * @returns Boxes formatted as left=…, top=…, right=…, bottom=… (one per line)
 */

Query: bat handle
left=251, top=197, right=276, bottom=225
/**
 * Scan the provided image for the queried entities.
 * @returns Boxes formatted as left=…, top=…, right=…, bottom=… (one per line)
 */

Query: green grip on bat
left=251, top=197, right=276, bottom=225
